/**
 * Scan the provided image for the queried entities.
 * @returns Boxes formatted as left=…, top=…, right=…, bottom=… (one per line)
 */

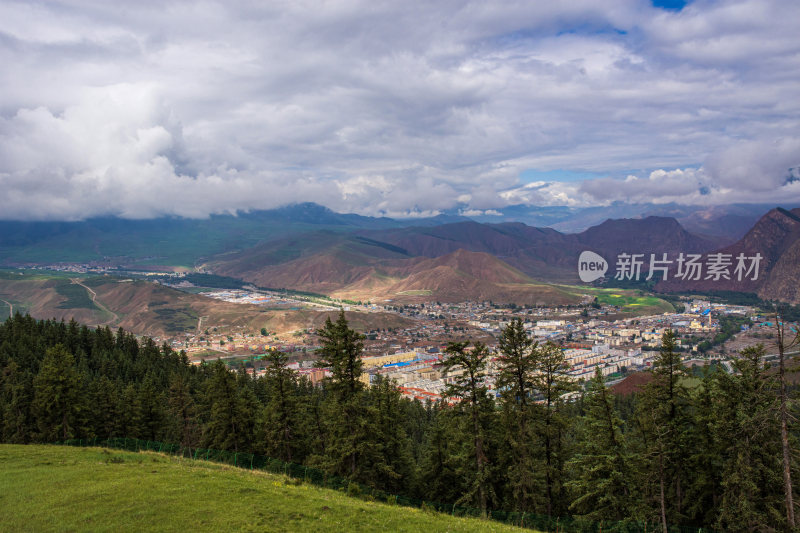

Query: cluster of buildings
left=203, top=289, right=321, bottom=308
left=167, top=289, right=761, bottom=402
left=303, top=298, right=756, bottom=401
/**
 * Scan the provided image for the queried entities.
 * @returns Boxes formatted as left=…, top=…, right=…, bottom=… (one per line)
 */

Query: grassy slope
left=0, top=445, right=524, bottom=533
left=0, top=219, right=336, bottom=266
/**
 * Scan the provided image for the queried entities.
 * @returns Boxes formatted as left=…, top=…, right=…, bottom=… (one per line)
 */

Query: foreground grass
left=0, top=445, right=526, bottom=533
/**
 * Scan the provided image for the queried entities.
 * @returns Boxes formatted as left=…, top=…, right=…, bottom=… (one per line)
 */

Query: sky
left=1, top=0, right=799, bottom=220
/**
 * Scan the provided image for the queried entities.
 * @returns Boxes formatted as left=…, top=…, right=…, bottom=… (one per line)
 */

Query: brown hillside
left=359, top=222, right=575, bottom=280
left=374, top=250, right=579, bottom=305
left=388, top=249, right=533, bottom=284
left=0, top=276, right=412, bottom=337
left=758, top=208, right=800, bottom=304
left=0, top=278, right=110, bottom=325
left=211, top=214, right=724, bottom=295
left=211, top=234, right=411, bottom=294
left=215, top=240, right=580, bottom=305
left=90, top=280, right=413, bottom=336
left=249, top=248, right=580, bottom=305
left=361, top=217, right=719, bottom=282
left=758, top=237, right=800, bottom=304
left=575, top=216, right=718, bottom=256
left=236, top=251, right=381, bottom=294
left=364, top=221, right=535, bottom=259
left=658, top=207, right=800, bottom=299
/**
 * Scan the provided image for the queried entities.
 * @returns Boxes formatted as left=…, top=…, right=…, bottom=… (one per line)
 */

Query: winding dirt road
left=70, top=278, right=119, bottom=325
left=1, top=299, right=12, bottom=318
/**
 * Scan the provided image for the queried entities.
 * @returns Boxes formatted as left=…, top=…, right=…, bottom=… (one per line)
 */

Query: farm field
left=561, top=285, right=675, bottom=316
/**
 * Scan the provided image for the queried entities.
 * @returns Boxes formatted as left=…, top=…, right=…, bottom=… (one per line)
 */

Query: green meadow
left=0, top=444, right=526, bottom=533
left=561, top=285, right=675, bottom=315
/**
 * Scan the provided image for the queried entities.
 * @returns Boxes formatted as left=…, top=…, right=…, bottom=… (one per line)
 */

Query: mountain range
left=2, top=202, right=799, bottom=305
left=210, top=214, right=718, bottom=301
left=209, top=206, right=798, bottom=304
left=451, top=202, right=776, bottom=242
left=658, top=207, right=800, bottom=304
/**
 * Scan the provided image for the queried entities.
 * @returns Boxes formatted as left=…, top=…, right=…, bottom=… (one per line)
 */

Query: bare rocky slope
left=659, top=208, right=800, bottom=303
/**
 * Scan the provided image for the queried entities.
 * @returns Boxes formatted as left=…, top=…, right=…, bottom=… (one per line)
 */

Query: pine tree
left=315, top=309, right=364, bottom=400
left=259, top=349, right=300, bottom=462
left=117, top=383, right=139, bottom=438
left=567, top=368, right=632, bottom=520
left=89, top=375, right=122, bottom=439
left=713, top=344, right=785, bottom=532
left=318, top=389, right=374, bottom=482
left=312, top=311, right=374, bottom=482
left=131, top=373, right=166, bottom=441
left=774, top=311, right=798, bottom=528
left=532, top=340, right=575, bottom=517
left=366, top=375, right=414, bottom=493
left=167, top=371, right=200, bottom=447
left=303, top=381, right=329, bottom=461
left=0, top=360, right=34, bottom=443
left=496, top=319, right=537, bottom=407
left=635, top=329, right=691, bottom=531
left=31, top=344, right=86, bottom=442
left=416, top=403, right=462, bottom=503
left=441, top=341, right=494, bottom=514
left=203, top=360, right=255, bottom=452
left=683, top=368, right=723, bottom=525
left=495, top=319, right=540, bottom=511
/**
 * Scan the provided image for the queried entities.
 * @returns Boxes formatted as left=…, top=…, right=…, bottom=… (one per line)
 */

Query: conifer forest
left=1, top=312, right=798, bottom=532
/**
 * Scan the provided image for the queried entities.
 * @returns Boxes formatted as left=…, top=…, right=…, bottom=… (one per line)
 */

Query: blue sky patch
left=520, top=169, right=603, bottom=183
left=652, top=0, right=689, bottom=11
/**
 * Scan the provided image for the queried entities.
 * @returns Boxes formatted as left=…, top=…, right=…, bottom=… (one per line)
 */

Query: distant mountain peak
left=774, top=206, right=800, bottom=223
left=741, top=207, right=800, bottom=243
left=276, top=202, right=333, bottom=213
left=594, top=215, right=681, bottom=229
left=576, top=215, right=717, bottom=255
left=657, top=206, right=800, bottom=303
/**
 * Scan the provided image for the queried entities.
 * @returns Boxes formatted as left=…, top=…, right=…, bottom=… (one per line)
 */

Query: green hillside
left=0, top=444, right=526, bottom=533
left=0, top=204, right=412, bottom=266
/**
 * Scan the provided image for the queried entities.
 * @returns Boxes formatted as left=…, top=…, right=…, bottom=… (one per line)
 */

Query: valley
left=6, top=4, right=800, bottom=530
left=3, top=202, right=798, bottom=346
left=1, top=206, right=797, bottom=533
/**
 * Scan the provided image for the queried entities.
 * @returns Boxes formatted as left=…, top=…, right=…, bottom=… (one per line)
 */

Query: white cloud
left=704, top=138, right=800, bottom=191
left=0, top=0, right=799, bottom=219
left=578, top=168, right=706, bottom=204
left=459, top=208, right=502, bottom=217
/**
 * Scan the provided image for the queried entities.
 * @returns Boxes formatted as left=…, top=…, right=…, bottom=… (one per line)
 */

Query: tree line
left=0, top=311, right=798, bottom=532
